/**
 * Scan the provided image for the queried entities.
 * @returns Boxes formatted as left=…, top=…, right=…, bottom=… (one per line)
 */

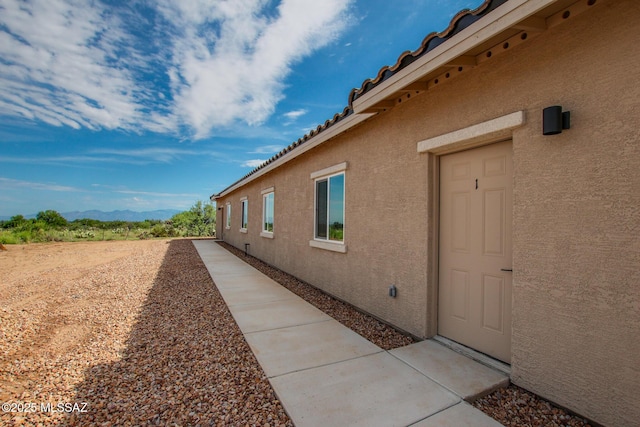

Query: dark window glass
left=316, top=179, right=328, bottom=239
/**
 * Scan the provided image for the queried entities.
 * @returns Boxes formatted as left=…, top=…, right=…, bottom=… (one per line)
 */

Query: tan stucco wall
left=219, top=120, right=432, bottom=337
left=216, top=2, right=639, bottom=425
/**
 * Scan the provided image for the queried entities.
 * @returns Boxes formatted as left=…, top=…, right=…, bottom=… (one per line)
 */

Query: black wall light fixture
left=543, top=105, right=571, bottom=135
left=389, top=285, right=397, bottom=298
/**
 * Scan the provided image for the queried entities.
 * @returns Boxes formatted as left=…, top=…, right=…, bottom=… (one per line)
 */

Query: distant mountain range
left=62, top=209, right=181, bottom=221
left=1, top=209, right=181, bottom=222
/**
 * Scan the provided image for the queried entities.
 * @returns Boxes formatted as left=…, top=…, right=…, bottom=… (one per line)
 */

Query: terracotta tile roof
left=214, top=0, right=504, bottom=198
left=349, top=0, right=504, bottom=105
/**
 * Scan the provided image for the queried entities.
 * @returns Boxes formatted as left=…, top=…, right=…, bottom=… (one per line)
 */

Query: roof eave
left=212, top=111, right=376, bottom=199
left=352, top=0, right=561, bottom=114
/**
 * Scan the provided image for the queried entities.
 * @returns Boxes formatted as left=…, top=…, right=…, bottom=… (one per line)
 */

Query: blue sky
left=0, top=0, right=482, bottom=217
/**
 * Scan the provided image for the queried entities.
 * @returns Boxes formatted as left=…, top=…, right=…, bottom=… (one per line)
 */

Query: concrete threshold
left=193, top=240, right=507, bottom=427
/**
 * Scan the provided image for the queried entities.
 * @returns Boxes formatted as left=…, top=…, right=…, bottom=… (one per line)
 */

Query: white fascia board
left=215, top=112, right=375, bottom=198
left=352, top=0, right=560, bottom=113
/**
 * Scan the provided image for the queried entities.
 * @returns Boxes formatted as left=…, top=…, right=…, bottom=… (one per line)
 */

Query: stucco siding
left=508, top=3, right=639, bottom=426
left=215, top=1, right=639, bottom=426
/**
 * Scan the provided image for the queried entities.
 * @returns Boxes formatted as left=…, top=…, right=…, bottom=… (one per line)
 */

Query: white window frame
left=225, top=203, right=231, bottom=229
left=261, top=187, right=274, bottom=238
left=240, top=197, right=248, bottom=233
left=309, top=162, right=347, bottom=253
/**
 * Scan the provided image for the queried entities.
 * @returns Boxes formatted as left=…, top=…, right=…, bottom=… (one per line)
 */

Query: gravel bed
left=218, top=241, right=594, bottom=427
left=473, top=385, right=592, bottom=427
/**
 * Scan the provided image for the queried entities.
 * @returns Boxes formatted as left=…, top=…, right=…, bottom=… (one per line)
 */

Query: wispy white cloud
left=0, top=0, right=147, bottom=131
left=282, top=108, right=308, bottom=125
left=113, top=189, right=200, bottom=198
left=242, top=159, right=266, bottom=168
left=283, top=109, right=308, bottom=120
left=250, top=145, right=284, bottom=154
left=0, top=146, right=221, bottom=166
left=85, top=184, right=199, bottom=209
left=0, top=177, right=84, bottom=192
left=89, top=147, right=201, bottom=163
left=0, top=0, right=353, bottom=139
left=161, top=0, right=352, bottom=139
left=0, top=177, right=203, bottom=216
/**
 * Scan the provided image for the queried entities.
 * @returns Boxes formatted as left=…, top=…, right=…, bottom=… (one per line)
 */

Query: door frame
left=426, top=153, right=440, bottom=337
left=419, top=111, right=525, bottom=342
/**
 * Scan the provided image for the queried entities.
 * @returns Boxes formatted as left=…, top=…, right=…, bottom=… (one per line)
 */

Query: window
left=315, top=172, right=344, bottom=242
left=309, top=162, right=347, bottom=253
left=262, top=190, right=274, bottom=237
left=240, top=198, right=248, bottom=232
left=225, top=203, right=231, bottom=229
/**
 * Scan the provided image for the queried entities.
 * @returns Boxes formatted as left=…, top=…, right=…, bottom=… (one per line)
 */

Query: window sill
left=309, top=239, right=347, bottom=253
left=260, top=231, right=274, bottom=239
left=240, top=228, right=248, bottom=234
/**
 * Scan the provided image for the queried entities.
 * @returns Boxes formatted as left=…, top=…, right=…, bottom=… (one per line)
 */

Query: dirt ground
left=1, top=240, right=149, bottom=285
left=0, top=239, right=291, bottom=426
left=0, top=240, right=167, bottom=425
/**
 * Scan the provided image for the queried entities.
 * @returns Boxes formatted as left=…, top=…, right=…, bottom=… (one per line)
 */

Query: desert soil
left=1, top=239, right=592, bottom=426
left=1, top=239, right=291, bottom=426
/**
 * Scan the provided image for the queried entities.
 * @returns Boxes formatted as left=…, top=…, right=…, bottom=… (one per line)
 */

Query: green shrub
left=0, top=231, right=19, bottom=244
left=36, top=210, right=68, bottom=228
left=16, top=230, right=32, bottom=243
left=150, top=224, right=168, bottom=237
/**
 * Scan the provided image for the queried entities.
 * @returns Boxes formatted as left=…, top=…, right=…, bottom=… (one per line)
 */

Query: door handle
left=500, top=268, right=513, bottom=272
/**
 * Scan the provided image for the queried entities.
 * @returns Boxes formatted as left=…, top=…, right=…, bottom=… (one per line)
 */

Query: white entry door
left=438, top=140, right=513, bottom=363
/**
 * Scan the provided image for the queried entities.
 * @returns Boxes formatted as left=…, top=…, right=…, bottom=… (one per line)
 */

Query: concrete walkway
left=193, top=240, right=508, bottom=427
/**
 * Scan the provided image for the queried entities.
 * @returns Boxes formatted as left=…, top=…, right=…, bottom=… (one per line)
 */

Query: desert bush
left=0, top=231, right=19, bottom=244
left=3, top=215, right=28, bottom=229
left=36, top=210, right=68, bottom=228
left=74, top=229, right=96, bottom=239
left=150, top=224, right=169, bottom=238
left=3, top=201, right=217, bottom=243
left=16, top=230, right=32, bottom=243
left=44, top=232, right=63, bottom=242
left=171, top=200, right=216, bottom=237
